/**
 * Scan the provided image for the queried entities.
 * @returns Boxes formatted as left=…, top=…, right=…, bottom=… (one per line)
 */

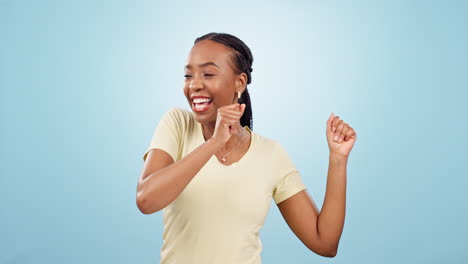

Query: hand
left=212, top=103, right=246, bottom=146
left=326, top=112, right=357, bottom=157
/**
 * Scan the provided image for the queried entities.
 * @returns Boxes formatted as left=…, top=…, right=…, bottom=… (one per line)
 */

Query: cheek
left=214, top=83, right=235, bottom=101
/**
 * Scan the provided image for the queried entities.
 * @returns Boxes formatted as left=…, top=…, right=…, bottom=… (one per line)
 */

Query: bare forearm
left=317, top=153, right=347, bottom=253
left=138, top=138, right=223, bottom=214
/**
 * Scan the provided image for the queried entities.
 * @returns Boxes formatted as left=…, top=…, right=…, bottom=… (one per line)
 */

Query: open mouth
left=192, top=99, right=213, bottom=112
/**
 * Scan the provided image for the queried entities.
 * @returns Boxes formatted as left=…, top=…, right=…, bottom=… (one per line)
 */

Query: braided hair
left=194, top=32, right=254, bottom=131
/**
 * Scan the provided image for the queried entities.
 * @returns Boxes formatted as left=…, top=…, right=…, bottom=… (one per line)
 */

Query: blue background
left=1, top=0, right=467, bottom=263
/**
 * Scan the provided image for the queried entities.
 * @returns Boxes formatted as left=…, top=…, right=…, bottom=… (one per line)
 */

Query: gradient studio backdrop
left=1, top=0, right=467, bottom=263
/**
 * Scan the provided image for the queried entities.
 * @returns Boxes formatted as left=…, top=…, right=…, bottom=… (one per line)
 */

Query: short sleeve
left=272, top=142, right=307, bottom=204
left=142, top=108, right=183, bottom=163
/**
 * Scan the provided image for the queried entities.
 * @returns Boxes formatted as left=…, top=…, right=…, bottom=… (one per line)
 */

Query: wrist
left=329, top=152, right=348, bottom=161
left=207, top=137, right=224, bottom=151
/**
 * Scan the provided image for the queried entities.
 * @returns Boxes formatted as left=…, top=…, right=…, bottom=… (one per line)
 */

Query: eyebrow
left=184, top=62, right=221, bottom=70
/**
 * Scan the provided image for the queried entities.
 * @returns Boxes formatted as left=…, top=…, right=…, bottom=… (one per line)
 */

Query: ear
left=236, top=72, right=248, bottom=92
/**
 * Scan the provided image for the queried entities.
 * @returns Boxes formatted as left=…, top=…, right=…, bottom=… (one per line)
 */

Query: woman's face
left=183, top=40, right=246, bottom=124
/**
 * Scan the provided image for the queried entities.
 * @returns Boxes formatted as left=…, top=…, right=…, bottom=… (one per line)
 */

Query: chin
left=192, top=111, right=216, bottom=125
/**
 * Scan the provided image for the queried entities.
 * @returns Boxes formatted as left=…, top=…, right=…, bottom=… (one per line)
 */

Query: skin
left=183, top=39, right=250, bottom=164
left=137, top=39, right=358, bottom=258
left=277, top=113, right=356, bottom=257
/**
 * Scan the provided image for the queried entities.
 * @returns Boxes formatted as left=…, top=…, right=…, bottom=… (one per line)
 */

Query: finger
left=236, top=103, right=246, bottom=114
left=223, top=120, right=239, bottom=128
left=332, top=116, right=340, bottom=132
left=327, top=112, right=334, bottom=133
left=339, top=123, right=349, bottom=143
left=218, top=110, right=242, bottom=120
left=344, top=128, right=355, bottom=141
left=334, top=120, right=344, bottom=142
left=346, top=133, right=357, bottom=141
left=223, top=117, right=241, bottom=125
left=223, top=119, right=239, bottom=128
left=220, top=105, right=245, bottom=116
left=222, top=113, right=243, bottom=124
left=218, top=104, right=240, bottom=115
left=221, top=112, right=243, bottom=121
left=222, top=109, right=244, bottom=117
left=225, top=103, right=241, bottom=110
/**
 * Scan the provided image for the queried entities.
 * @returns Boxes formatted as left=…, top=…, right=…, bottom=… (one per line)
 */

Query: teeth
left=193, top=98, right=212, bottom=103
left=195, top=104, right=209, bottom=109
left=194, top=102, right=211, bottom=110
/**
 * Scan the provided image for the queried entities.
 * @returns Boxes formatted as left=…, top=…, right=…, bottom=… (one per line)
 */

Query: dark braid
left=194, top=32, right=254, bottom=131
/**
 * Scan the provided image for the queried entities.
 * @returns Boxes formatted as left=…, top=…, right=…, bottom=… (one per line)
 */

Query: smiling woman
left=183, top=33, right=254, bottom=134
left=137, top=32, right=355, bottom=263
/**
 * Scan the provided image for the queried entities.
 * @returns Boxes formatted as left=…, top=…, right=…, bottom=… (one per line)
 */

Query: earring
left=237, top=91, right=241, bottom=98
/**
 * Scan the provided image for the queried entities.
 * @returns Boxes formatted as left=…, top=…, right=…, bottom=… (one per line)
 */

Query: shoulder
left=250, top=130, right=282, bottom=154
left=162, top=107, right=193, bottom=124
left=255, top=133, right=295, bottom=166
left=253, top=132, right=299, bottom=179
left=164, top=106, right=190, bottom=118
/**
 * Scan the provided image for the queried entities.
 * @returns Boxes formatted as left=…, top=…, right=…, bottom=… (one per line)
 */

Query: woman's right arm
left=136, top=137, right=223, bottom=214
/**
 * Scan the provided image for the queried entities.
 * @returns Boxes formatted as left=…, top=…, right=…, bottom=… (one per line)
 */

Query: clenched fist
left=326, top=112, right=357, bottom=157
left=211, top=103, right=246, bottom=146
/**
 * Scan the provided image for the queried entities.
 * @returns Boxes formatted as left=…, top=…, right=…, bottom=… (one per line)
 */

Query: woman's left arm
left=277, top=112, right=356, bottom=257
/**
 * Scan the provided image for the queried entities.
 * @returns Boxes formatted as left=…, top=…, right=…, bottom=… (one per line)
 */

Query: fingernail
left=332, top=127, right=336, bottom=132
left=334, top=135, right=339, bottom=141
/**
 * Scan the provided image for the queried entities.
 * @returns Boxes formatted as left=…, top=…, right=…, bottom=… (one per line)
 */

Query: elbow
left=314, top=232, right=339, bottom=257
left=136, top=194, right=151, bottom=214
left=312, top=246, right=336, bottom=258
left=320, top=244, right=338, bottom=258
left=308, top=240, right=338, bottom=258
left=322, top=248, right=337, bottom=258
left=136, top=191, right=160, bottom=215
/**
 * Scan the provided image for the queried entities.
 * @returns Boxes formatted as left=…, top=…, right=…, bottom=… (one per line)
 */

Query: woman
left=137, top=32, right=357, bottom=263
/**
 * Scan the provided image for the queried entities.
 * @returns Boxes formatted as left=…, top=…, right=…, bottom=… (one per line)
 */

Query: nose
left=188, top=77, right=203, bottom=90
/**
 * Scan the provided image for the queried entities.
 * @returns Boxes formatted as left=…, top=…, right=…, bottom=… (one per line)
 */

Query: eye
left=184, top=74, right=214, bottom=79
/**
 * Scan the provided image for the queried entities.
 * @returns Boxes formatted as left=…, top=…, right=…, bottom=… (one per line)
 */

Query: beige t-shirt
left=142, top=107, right=307, bottom=264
